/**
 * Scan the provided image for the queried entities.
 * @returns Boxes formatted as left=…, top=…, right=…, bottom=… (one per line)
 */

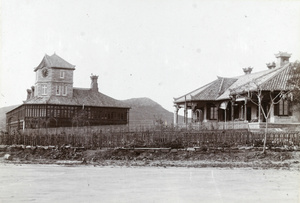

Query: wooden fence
left=1, top=128, right=299, bottom=149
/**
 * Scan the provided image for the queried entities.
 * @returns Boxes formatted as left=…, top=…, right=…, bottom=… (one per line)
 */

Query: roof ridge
left=232, top=67, right=279, bottom=79
left=73, top=87, right=91, bottom=90
left=218, top=77, right=225, bottom=94
left=229, top=65, right=286, bottom=93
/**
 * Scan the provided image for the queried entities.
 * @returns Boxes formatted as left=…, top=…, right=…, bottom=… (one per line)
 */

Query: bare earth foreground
left=0, top=164, right=299, bottom=203
left=0, top=147, right=300, bottom=202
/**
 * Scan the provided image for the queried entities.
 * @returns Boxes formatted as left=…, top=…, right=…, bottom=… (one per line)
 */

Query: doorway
left=247, top=107, right=251, bottom=121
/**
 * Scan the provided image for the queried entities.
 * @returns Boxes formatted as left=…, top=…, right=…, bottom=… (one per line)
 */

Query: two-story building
left=6, top=53, right=130, bottom=132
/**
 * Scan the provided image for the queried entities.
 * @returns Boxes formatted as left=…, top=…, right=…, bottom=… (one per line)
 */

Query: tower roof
left=34, top=53, right=75, bottom=71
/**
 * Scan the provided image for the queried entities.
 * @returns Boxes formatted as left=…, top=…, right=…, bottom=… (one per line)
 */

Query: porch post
left=184, top=108, right=188, bottom=124
left=244, top=99, right=247, bottom=121
left=203, top=105, right=207, bottom=122
left=191, top=103, right=197, bottom=123
left=258, top=95, right=261, bottom=122
left=184, top=96, right=187, bottom=124
left=231, top=101, right=234, bottom=121
left=174, top=106, right=179, bottom=125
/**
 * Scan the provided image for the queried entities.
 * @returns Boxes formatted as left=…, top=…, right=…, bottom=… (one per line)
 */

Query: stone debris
left=187, top=147, right=196, bottom=152
left=4, top=154, right=12, bottom=160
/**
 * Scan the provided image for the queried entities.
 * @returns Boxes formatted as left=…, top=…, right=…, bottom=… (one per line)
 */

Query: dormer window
left=60, top=70, right=65, bottom=78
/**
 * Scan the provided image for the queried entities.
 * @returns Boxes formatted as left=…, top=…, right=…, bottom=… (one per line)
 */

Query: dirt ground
left=0, top=165, right=299, bottom=203
left=1, top=145, right=300, bottom=170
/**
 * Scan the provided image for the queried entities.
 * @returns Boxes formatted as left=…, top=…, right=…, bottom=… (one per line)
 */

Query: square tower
left=34, top=53, right=75, bottom=98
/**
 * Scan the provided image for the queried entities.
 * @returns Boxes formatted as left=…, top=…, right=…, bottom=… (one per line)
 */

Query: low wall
left=176, top=121, right=249, bottom=130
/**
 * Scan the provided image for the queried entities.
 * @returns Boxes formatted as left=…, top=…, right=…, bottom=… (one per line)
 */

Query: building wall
left=51, top=69, right=74, bottom=98
left=35, top=68, right=74, bottom=98
left=6, top=105, right=26, bottom=132
left=292, top=106, right=300, bottom=122
left=272, top=105, right=300, bottom=123
left=7, top=104, right=129, bottom=130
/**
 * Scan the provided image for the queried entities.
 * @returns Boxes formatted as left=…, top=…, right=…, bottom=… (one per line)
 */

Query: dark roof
left=34, top=53, right=75, bottom=71
left=229, top=63, right=291, bottom=94
left=174, top=63, right=292, bottom=104
left=193, top=77, right=238, bottom=100
left=72, top=88, right=129, bottom=108
left=174, top=77, right=237, bottom=103
left=24, top=88, right=129, bottom=108
left=260, top=64, right=294, bottom=91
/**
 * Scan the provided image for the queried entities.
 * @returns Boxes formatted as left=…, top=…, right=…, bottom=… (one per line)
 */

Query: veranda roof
left=174, top=77, right=237, bottom=103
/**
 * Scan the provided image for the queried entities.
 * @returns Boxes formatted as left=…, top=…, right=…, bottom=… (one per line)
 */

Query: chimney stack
left=275, top=52, right=291, bottom=67
left=90, top=74, right=99, bottom=92
left=26, top=89, right=32, bottom=100
left=31, top=86, right=35, bottom=98
left=243, top=67, right=253, bottom=75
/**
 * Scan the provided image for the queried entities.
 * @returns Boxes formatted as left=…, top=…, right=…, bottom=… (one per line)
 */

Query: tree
left=288, top=61, right=300, bottom=106
left=248, top=85, right=290, bottom=153
left=231, top=80, right=292, bottom=154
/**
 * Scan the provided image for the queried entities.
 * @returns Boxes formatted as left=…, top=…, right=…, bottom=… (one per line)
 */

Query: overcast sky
left=1, top=0, right=300, bottom=113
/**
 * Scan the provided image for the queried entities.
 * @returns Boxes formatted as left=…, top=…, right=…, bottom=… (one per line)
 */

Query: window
left=56, top=85, right=61, bottom=95
left=278, top=100, right=289, bottom=116
left=56, top=84, right=67, bottom=96
left=62, top=85, right=67, bottom=96
left=60, top=70, right=65, bottom=78
left=41, top=84, right=47, bottom=95
left=210, top=106, right=218, bottom=120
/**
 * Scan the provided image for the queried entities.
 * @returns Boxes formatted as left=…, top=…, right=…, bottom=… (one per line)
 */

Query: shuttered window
left=209, top=105, right=218, bottom=120
left=278, top=100, right=289, bottom=116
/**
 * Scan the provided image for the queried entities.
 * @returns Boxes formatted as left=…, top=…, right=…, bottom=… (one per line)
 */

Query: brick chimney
left=275, top=52, right=291, bottom=67
left=31, top=86, right=35, bottom=98
left=90, top=74, right=99, bottom=92
left=26, top=89, right=32, bottom=100
left=243, top=67, right=253, bottom=75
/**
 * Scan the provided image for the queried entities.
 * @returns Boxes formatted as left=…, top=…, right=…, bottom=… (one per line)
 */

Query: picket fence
left=1, top=127, right=299, bottom=149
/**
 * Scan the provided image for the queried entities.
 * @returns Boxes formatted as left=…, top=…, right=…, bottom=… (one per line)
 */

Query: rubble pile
left=0, top=144, right=299, bottom=170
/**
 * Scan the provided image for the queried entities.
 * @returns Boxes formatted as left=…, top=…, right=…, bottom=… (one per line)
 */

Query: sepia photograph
left=0, top=0, right=300, bottom=202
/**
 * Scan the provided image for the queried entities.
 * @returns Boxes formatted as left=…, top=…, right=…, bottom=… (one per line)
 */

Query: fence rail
left=1, top=128, right=299, bottom=149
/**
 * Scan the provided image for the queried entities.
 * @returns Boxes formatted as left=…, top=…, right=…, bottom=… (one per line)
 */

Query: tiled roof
left=34, top=53, right=75, bottom=71
left=260, top=64, right=294, bottom=91
left=72, top=88, right=129, bottom=108
left=24, top=88, right=129, bottom=108
left=174, top=63, right=291, bottom=104
left=229, top=64, right=289, bottom=94
left=174, top=77, right=237, bottom=103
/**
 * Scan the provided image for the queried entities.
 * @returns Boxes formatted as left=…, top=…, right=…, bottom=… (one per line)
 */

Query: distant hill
left=122, top=97, right=175, bottom=126
left=0, top=98, right=179, bottom=131
left=0, top=104, right=20, bottom=131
